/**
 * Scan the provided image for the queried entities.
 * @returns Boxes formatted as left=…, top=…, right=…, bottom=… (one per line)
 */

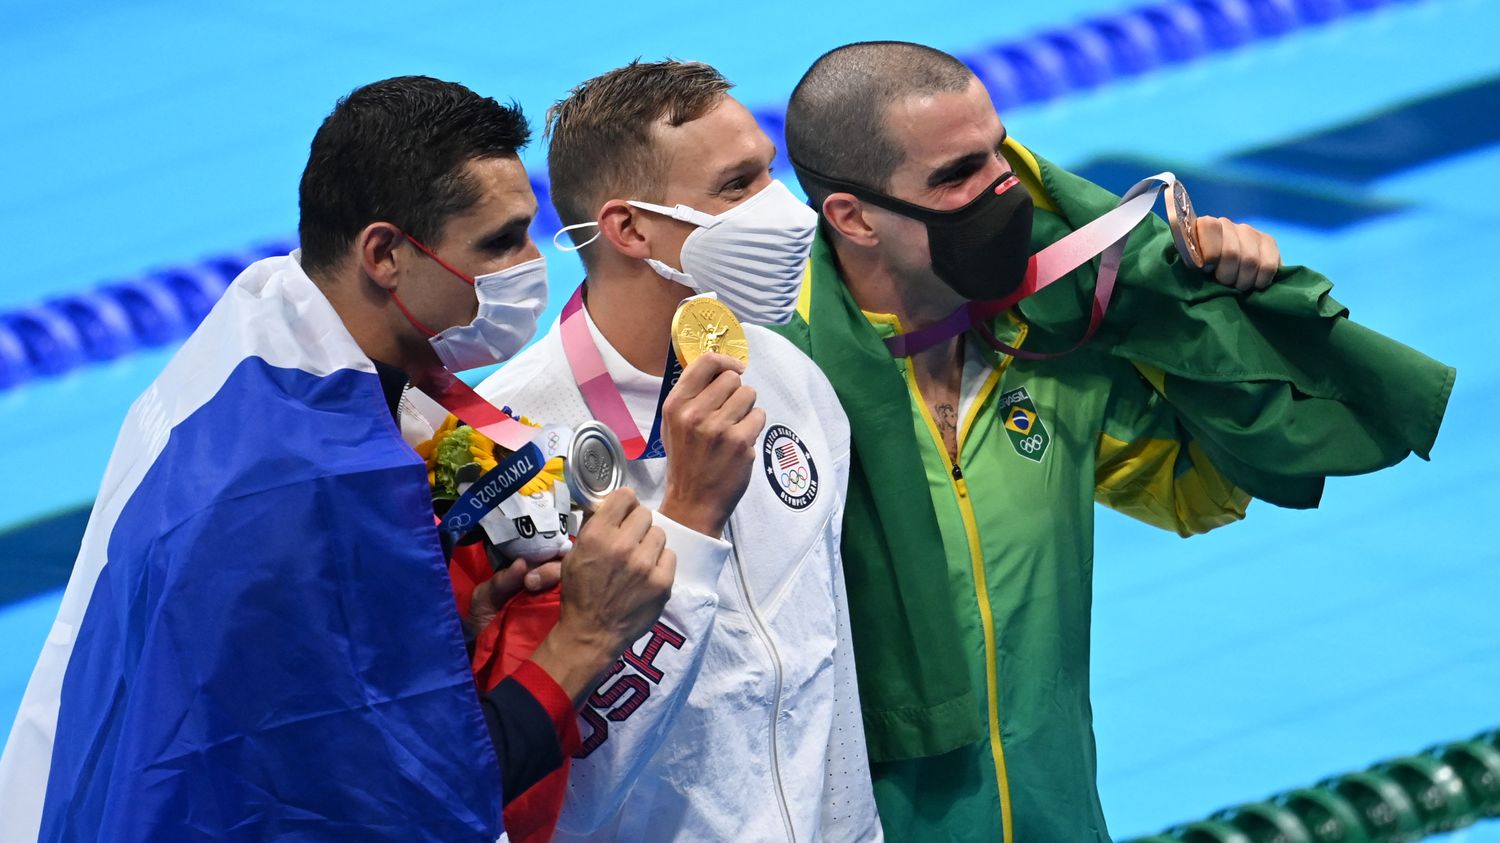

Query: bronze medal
left=1164, top=180, right=1208, bottom=272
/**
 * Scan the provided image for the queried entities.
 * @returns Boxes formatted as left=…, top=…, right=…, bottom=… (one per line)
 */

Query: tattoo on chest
left=934, top=402, right=958, bottom=448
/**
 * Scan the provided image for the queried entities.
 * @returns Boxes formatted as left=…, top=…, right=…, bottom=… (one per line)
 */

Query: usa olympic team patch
left=762, top=424, right=819, bottom=510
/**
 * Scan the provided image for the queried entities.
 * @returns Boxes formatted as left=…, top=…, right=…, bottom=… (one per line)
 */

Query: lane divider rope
left=0, top=0, right=1420, bottom=391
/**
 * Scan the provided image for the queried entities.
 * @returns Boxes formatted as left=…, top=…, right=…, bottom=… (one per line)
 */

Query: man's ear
left=595, top=200, right=653, bottom=260
left=356, top=222, right=405, bottom=292
left=821, top=194, right=879, bottom=247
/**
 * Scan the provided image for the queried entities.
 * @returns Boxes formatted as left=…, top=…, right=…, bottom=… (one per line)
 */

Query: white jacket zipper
left=725, top=518, right=797, bottom=842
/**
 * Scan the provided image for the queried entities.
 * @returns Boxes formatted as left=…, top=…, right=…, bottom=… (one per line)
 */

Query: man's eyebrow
left=926, top=151, right=990, bottom=188
left=478, top=212, right=534, bottom=243
left=925, top=128, right=1010, bottom=188
left=713, top=145, right=778, bottom=184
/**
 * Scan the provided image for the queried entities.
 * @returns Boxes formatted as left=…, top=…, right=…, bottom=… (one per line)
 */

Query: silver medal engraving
left=566, top=421, right=625, bottom=511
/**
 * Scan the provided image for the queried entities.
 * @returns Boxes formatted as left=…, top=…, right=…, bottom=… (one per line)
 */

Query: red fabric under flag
left=448, top=542, right=570, bottom=843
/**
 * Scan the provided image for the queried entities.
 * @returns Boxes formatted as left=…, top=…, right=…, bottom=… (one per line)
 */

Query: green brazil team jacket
left=770, top=138, right=1454, bottom=842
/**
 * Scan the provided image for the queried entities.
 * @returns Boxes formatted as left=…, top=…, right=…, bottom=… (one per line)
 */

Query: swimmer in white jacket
left=478, top=60, right=881, bottom=842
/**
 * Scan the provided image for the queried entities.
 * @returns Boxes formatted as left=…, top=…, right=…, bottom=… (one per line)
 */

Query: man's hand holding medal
left=657, top=298, right=763, bottom=540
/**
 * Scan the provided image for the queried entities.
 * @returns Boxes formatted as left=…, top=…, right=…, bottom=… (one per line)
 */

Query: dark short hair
left=298, top=75, right=530, bottom=276
left=786, top=41, right=975, bottom=206
left=545, top=60, right=732, bottom=259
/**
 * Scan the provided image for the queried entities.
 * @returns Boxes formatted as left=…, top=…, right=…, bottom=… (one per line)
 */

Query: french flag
left=0, top=255, right=503, bottom=841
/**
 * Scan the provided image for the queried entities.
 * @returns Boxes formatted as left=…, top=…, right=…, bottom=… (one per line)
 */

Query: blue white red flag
left=0, top=255, right=503, bottom=842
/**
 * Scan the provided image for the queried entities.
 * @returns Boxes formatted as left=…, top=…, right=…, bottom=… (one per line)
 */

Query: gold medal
left=671, top=297, right=750, bottom=367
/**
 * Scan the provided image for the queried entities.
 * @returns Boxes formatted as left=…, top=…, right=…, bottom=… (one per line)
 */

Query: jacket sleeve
left=818, top=429, right=885, bottom=841
left=1094, top=359, right=1251, bottom=537
left=481, top=661, right=581, bottom=807
left=1007, top=136, right=1453, bottom=510
left=555, top=512, right=730, bottom=834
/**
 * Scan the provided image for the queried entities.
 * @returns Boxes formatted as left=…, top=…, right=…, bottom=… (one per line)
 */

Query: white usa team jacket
left=475, top=305, right=882, bottom=843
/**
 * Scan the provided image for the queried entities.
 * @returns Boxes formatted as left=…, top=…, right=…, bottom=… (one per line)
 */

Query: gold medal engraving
left=671, top=298, right=750, bottom=367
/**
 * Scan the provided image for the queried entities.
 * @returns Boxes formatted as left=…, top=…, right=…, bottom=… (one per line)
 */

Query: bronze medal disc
left=1164, top=180, right=1208, bottom=272
left=671, top=297, right=750, bottom=368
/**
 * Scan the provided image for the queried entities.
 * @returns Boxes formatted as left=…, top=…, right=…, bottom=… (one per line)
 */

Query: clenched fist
left=1195, top=215, right=1283, bottom=292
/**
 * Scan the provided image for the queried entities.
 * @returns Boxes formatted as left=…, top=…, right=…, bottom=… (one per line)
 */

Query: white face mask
left=394, top=237, right=549, bottom=372
left=554, top=180, right=817, bottom=326
left=431, top=257, right=548, bottom=371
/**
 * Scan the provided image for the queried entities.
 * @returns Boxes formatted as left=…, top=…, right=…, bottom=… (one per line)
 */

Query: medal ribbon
left=438, top=444, right=546, bottom=543
left=560, top=285, right=682, bottom=460
left=410, top=367, right=547, bottom=543
left=883, top=173, right=1188, bottom=360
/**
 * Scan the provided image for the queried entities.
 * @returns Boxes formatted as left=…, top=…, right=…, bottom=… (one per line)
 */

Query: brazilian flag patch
left=999, top=386, right=1050, bottom=463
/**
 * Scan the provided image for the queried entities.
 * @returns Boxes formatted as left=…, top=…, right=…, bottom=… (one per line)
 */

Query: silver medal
left=566, top=421, right=626, bottom=512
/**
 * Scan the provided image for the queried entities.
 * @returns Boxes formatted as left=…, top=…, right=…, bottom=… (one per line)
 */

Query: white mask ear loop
left=554, top=222, right=602, bottom=252
left=626, top=200, right=717, bottom=228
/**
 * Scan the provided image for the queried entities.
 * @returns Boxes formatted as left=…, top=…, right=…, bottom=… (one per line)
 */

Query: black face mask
left=793, top=160, right=1035, bottom=301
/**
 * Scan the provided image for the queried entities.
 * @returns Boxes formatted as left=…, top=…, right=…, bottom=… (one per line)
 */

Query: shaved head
left=785, top=41, right=976, bottom=203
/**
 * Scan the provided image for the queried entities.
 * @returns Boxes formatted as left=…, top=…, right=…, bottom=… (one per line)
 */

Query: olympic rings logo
left=1018, top=433, right=1045, bottom=453
left=781, top=466, right=809, bottom=491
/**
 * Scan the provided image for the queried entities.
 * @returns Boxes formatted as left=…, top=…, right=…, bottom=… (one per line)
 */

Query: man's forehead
left=884, top=81, right=1002, bottom=167
left=455, top=157, right=537, bottom=224
left=653, top=95, right=770, bottom=168
left=466, top=155, right=531, bottom=192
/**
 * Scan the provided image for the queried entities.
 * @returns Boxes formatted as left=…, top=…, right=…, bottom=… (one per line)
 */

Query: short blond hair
left=545, top=60, right=732, bottom=259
